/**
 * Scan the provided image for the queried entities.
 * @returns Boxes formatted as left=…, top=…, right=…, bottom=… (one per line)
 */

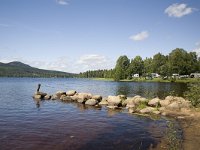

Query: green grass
left=91, top=77, right=200, bottom=83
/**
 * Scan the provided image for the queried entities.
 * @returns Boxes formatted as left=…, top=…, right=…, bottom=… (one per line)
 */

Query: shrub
left=184, top=83, right=200, bottom=107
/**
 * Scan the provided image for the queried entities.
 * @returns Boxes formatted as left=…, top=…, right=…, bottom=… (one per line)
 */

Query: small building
left=132, top=74, right=139, bottom=78
left=151, top=73, right=160, bottom=78
left=172, top=73, right=179, bottom=78
left=190, top=73, right=200, bottom=78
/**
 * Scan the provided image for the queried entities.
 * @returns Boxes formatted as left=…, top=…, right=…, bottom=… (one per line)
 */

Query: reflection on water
left=0, top=78, right=185, bottom=150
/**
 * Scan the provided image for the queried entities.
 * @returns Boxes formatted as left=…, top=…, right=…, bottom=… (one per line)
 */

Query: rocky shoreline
left=33, top=89, right=195, bottom=119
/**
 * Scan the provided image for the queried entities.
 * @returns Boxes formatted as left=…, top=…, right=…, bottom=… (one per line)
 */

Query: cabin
left=190, top=73, right=200, bottom=78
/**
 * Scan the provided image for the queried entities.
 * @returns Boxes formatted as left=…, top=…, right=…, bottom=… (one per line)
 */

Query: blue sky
left=0, top=0, right=200, bottom=73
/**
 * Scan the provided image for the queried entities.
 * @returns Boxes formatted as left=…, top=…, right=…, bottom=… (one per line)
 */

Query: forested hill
left=0, top=61, right=76, bottom=77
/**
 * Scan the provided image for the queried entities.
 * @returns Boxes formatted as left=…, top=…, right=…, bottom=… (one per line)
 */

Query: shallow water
left=0, top=78, right=185, bottom=150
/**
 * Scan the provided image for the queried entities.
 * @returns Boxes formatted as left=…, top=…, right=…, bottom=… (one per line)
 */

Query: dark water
left=0, top=78, right=186, bottom=150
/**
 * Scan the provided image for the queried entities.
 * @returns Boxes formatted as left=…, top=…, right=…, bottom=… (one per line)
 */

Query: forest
left=79, top=48, right=200, bottom=81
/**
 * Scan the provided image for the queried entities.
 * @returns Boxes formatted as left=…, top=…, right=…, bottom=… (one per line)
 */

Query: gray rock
left=99, top=98, right=108, bottom=105
left=160, top=100, right=170, bottom=107
left=85, top=99, right=98, bottom=106
left=107, top=96, right=122, bottom=106
left=148, top=98, right=160, bottom=107
left=66, top=90, right=76, bottom=96
left=92, top=95, right=102, bottom=101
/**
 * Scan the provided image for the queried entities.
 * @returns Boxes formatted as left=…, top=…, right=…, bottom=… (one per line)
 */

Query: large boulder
left=61, top=95, right=72, bottom=101
left=148, top=98, right=160, bottom=107
left=125, top=97, right=136, bottom=108
left=160, top=100, right=170, bottom=107
left=66, top=90, right=76, bottom=96
left=99, top=98, right=108, bottom=105
left=133, top=96, right=148, bottom=105
left=140, top=107, right=155, bottom=114
left=70, top=95, right=79, bottom=101
left=166, top=102, right=180, bottom=110
left=92, top=95, right=102, bottom=101
left=107, top=96, right=122, bottom=106
left=77, top=93, right=92, bottom=100
left=85, top=99, right=98, bottom=106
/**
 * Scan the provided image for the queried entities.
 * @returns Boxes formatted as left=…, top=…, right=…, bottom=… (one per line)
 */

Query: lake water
left=0, top=78, right=186, bottom=150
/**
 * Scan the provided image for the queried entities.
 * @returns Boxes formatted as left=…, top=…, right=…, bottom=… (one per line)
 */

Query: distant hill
left=0, top=61, right=76, bottom=78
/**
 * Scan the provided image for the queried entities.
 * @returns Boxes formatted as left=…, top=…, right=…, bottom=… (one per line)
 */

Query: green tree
left=114, top=55, right=130, bottom=81
left=128, top=56, right=144, bottom=76
left=152, top=53, right=168, bottom=76
left=143, top=57, right=153, bottom=75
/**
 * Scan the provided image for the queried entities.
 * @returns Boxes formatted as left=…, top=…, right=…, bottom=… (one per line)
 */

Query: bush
left=184, top=83, right=200, bottom=107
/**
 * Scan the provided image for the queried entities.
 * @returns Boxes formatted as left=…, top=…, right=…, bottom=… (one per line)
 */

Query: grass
left=91, top=77, right=200, bottom=83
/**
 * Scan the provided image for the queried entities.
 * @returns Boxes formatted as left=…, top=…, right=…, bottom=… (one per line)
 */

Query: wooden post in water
left=37, top=84, right=41, bottom=92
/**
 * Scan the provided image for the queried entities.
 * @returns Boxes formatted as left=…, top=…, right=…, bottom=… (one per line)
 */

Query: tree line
left=79, top=48, right=200, bottom=81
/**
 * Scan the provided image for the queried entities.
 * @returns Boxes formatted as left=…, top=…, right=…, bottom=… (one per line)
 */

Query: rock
left=66, top=90, right=76, bottom=96
left=118, top=95, right=127, bottom=100
left=177, top=116, right=185, bottom=119
left=161, top=112, right=167, bottom=116
left=62, top=96, right=72, bottom=101
left=77, top=93, right=92, bottom=100
left=148, top=98, right=160, bottom=107
left=85, top=99, right=98, bottom=106
left=56, top=91, right=66, bottom=98
left=166, top=102, right=180, bottom=110
left=51, top=94, right=59, bottom=100
left=107, top=96, right=122, bottom=106
left=44, top=95, right=51, bottom=100
left=160, top=100, right=170, bottom=107
left=126, top=98, right=136, bottom=108
left=70, top=95, right=79, bottom=101
left=159, top=107, right=166, bottom=112
left=152, top=111, right=161, bottom=115
left=140, top=107, right=155, bottom=114
left=33, top=94, right=42, bottom=99
left=128, top=108, right=136, bottom=113
left=92, top=95, right=102, bottom=101
left=133, top=96, right=148, bottom=105
left=107, top=106, right=118, bottom=109
left=99, top=98, right=108, bottom=105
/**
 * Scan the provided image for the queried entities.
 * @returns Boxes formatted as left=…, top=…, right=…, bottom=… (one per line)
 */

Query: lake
left=0, top=78, right=187, bottom=150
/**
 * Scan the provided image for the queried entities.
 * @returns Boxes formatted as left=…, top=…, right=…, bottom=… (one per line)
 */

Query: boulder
left=148, top=98, right=160, bottom=107
left=140, top=107, right=155, bottom=114
left=152, top=111, right=161, bottom=115
left=56, top=91, right=66, bottom=98
left=133, top=96, right=148, bottom=105
left=66, top=90, right=76, bottom=96
left=85, top=99, right=98, bottom=106
left=33, top=94, right=42, bottom=99
left=166, top=102, right=180, bottom=110
left=92, top=95, right=102, bottom=101
left=70, top=95, right=79, bottom=101
left=126, top=97, right=136, bottom=108
left=77, top=93, right=92, bottom=100
left=107, top=96, right=122, bottom=106
left=62, top=95, right=72, bottom=101
left=160, top=100, right=170, bottom=107
left=51, top=94, right=59, bottom=100
left=44, top=95, right=51, bottom=100
left=99, top=98, right=108, bottom=105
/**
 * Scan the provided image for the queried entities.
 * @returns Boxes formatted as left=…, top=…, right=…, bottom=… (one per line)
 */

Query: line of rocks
left=33, top=90, right=192, bottom=117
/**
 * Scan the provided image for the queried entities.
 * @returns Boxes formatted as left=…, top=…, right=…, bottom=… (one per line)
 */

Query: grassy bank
left=91, top=77, right=200, bottom=83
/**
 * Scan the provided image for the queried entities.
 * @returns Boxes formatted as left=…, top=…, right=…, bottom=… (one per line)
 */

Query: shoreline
left=91, top=77, right=200, bottom=83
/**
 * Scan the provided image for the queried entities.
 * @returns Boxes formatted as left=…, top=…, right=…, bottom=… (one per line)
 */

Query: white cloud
left=56, top=0, right=69, bottom=5
left=129, top=31, right=149, bottom=41
left=165, top=3, right=196, bottom=18
left=77, top=54, right=114, bottom=72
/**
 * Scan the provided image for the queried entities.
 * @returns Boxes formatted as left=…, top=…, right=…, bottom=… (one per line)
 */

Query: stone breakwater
left=33, top=90, right=195, bottom=118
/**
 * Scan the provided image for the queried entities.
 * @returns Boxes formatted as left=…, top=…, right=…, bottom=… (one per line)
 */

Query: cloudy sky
left=0, top=0, right=200, bottom=73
